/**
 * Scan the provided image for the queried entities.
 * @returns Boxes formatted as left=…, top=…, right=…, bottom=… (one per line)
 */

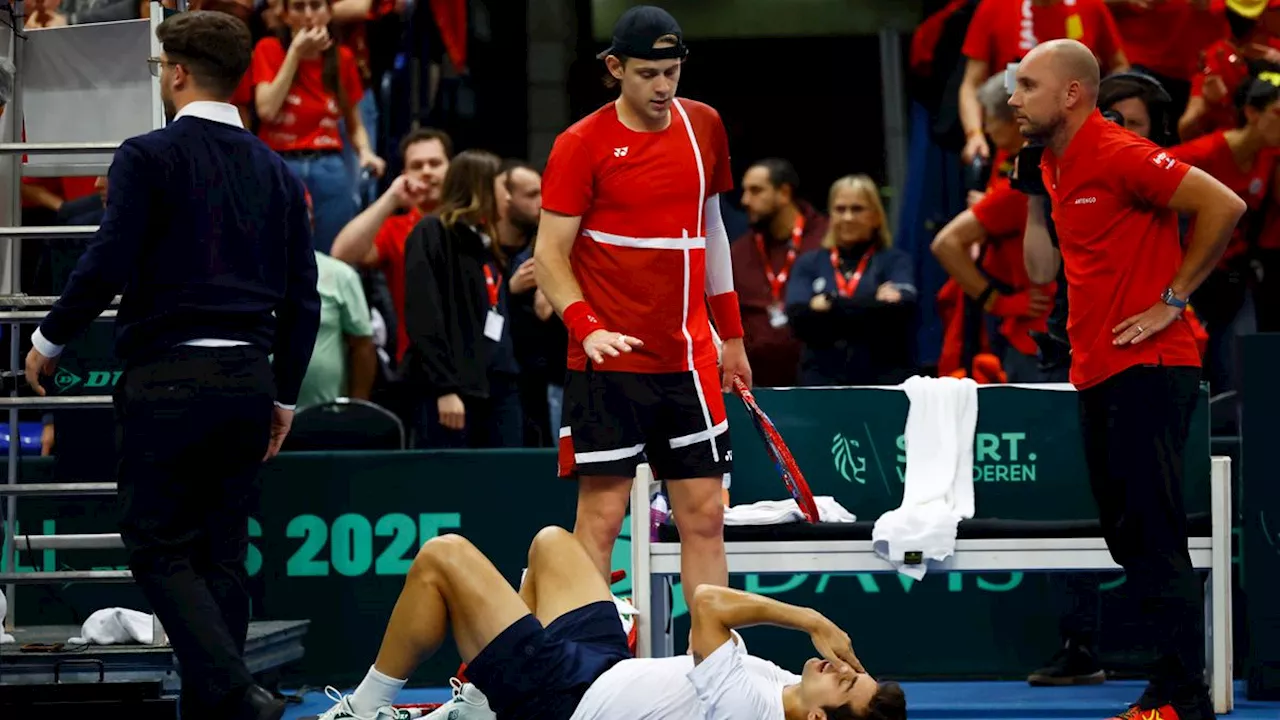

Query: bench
left=628, top=456, right=1234, bottom=714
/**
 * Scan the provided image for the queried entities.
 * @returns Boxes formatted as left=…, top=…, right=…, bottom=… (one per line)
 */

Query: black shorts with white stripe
left=557, top=365, right=732, bottom=481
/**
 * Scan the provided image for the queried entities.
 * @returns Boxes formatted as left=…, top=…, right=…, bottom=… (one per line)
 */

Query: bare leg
left=526, top=526, right=615, bottom=626
left=666, top=476, right=728, bottom=611
left=371, top=534, right=532, bottom=680
left=572, top=475, right=633, bottom=583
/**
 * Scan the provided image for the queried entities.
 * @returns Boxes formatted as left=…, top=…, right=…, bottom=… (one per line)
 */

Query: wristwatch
left=1162, top=287, right=1188, bottom=310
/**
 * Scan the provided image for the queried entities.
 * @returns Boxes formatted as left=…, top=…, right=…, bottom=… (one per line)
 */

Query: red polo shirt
left=1040, top=111, right=1202, bottom=390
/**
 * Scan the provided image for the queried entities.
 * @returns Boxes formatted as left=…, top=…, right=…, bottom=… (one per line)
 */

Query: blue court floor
left=281, top=680, right=1280, bottom=719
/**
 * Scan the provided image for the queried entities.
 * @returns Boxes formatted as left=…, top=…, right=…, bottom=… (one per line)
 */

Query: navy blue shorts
left=464, top=600, right=631, bottom=720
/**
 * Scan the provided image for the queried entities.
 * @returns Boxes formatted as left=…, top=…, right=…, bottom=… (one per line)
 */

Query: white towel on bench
left=67, top=608, right=156, bottom=646
left=723, top=496, right=856, bottom=526
left=871, top=375, right=978, bottom=579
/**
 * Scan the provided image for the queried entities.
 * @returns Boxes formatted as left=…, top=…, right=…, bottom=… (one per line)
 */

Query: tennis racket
left=731, top=376, right=821, bottom=523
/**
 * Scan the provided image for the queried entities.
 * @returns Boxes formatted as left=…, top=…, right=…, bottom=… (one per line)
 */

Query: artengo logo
left=1072, top=196, right=1097, bottom=205
left=52, top=367, right=122, bottom=394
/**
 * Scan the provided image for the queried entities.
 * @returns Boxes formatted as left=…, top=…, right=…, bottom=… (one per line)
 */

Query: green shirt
left=297, top=252, right=372, bottom=408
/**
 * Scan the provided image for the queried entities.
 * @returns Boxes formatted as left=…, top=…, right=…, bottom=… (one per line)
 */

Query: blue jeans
left=340, top=87, right=381, bottom=209
left=283, top=153, right=356, bottom=255
left=547, top=383, right=564, bottom=436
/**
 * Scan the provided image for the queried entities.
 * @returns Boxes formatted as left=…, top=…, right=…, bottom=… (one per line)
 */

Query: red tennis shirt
left=1040, top=111, right=1202, bottom=390
left=541, top=99, right=734, bottom=374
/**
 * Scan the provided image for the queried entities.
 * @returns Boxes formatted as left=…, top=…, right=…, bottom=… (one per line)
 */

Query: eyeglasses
left=147, top=57, right=180, bottom=78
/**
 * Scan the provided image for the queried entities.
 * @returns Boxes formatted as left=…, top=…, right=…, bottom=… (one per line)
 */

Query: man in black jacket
left=24, top=12, right=319, bottom=720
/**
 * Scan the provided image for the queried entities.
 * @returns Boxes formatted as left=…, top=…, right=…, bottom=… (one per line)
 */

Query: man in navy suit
left=24, top=11, right=320, bottom=720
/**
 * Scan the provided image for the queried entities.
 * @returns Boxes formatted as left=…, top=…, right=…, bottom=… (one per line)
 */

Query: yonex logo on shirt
left=613, top=146, right=629, bottom=157
left=1151, top=152, right=1176, bottom=170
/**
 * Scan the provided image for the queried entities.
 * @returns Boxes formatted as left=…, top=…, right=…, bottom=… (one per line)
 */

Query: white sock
left=349, top=665, right=407, bottom=717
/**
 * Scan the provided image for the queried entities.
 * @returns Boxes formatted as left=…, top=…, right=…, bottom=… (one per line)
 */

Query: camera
left=966, top=155, right=992, bottom=194
left=1010, top=144, right=1048, bottom=197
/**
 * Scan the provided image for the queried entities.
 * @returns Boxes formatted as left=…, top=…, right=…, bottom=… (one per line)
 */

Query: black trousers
left=114, top=346, right=274, bottom=720
left=413, top=372, right=524, bottom=449
left=1078, top=365, right=1205, bottom=704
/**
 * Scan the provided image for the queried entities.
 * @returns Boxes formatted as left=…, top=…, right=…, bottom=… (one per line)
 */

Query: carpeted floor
left=282, top=679, right=1280, bottom=719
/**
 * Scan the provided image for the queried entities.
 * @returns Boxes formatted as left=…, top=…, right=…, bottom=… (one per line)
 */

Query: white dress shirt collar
left=173, top=101, right=245, bottom=129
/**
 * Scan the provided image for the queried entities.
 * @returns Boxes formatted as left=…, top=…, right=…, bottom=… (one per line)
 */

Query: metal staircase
left=0, top=4, right=309, bottom=699
left=0, top=1, right=162, bottom=617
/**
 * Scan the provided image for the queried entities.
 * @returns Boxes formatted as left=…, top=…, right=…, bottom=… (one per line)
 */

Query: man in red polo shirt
left=1011, top=39, right=1245, bottom=720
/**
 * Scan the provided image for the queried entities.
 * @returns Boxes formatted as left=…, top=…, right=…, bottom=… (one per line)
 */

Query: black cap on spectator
left=596, top=5, right=689, bottom=61
left=1242, top=68, right=1280, bottom=109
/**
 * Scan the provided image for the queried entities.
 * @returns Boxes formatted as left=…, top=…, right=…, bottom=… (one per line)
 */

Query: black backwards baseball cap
left=596, top=5, right=689, bottom=61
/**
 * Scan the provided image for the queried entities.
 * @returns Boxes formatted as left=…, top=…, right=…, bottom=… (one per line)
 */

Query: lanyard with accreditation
left=756, top=214, right=805, bottom=328
left=482, top=264, right=505, bottom=341
left=830, top=247, right=874, bottom=298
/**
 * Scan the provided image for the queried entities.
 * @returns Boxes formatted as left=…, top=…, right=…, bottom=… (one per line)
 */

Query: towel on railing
left=723, top=496, right=856, bottom=526
left=871, top=375, right=978, bottom=579
left=0, top=589, right=11, bottom=643
left=67, top=608, right=158, bottom=646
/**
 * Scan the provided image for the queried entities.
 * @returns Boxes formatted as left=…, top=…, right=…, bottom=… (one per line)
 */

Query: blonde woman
left=785, top=175, right=917, bottom=386
left=403, top=150, right=524, bottom=449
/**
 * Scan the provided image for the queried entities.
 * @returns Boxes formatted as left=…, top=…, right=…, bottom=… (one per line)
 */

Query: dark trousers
left=414, top=372, right=524, bottom=449
left=114, top=346, right=274, bottom=720
left=1049, top=573, right=1102, bottom=647
left=1078, top=365, right=1205, bottom=704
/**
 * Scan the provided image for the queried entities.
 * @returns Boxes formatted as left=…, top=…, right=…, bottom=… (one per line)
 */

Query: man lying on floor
left=318, top=526, right=907, bottom=720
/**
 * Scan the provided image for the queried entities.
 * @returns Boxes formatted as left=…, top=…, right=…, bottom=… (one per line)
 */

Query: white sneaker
left=315, top=687, right=424, bottom=720
left=422, top=678, right=496, bottom=720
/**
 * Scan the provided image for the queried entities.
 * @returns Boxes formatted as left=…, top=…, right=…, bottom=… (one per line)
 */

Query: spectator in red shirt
left=534, top=7, right=750, bottom=612
left=933, top=71, right=1056, bottom=384
left=1173, top=72, right=1280, bottom=392
left=1178, top=0, right=1280, bottom=141
left=1105, top=0, right=1228, bottom=118
left=1012, top=39, right=1245, bottom=720
left=330, top=128, right=452, bottom=363
left=960, top=0, right=1129, bottom=164
left=730, top=158, right=828, bottom=387
left=250, top=0, right=386, bottom=254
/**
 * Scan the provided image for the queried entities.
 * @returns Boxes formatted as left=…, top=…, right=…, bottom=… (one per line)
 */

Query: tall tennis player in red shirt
left=1011, top=40, right=1244, bottom=720
left=534, top=5, right=751, bottom=612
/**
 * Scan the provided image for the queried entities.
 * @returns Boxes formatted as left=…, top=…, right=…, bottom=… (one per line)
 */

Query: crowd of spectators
left=20, top=0, right=1280, bottom=462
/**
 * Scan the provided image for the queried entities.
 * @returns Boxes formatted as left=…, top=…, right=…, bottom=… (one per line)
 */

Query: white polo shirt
left=569, top=637, right=798, bottom=719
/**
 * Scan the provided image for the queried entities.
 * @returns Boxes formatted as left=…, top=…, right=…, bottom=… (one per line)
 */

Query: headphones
left=1098, top=71, right=1176, bottom=146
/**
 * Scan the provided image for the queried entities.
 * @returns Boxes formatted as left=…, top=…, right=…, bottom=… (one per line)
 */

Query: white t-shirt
left=569, top=637, right=800, bottom=720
